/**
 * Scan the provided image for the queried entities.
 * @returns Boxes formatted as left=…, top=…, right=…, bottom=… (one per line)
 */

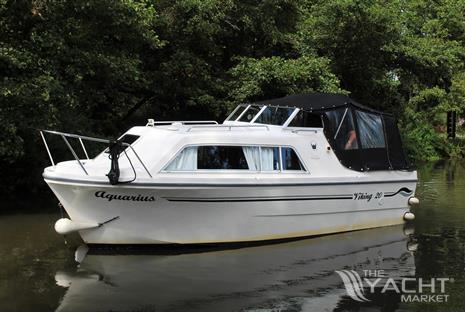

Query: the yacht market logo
left=336, top=270, right=451, bottom=303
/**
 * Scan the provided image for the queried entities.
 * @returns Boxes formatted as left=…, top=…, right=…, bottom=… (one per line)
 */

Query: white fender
left=408, top=197, right=420, bottom=206
left=54, top=218, right=99, bottom=235
left=403, top=212, right=415, bottom=221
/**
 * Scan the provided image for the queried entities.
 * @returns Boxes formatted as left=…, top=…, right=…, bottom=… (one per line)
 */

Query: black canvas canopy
left=255, top=93, right=386, bottom=115
left=255, top=93, right=411, bottom=172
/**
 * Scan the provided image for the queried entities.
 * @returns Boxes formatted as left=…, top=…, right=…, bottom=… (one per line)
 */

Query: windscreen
left=253, top=106, right=295, bottom=125
left=227, top=105, right=247, bottom=121
left=238, top=105, right=262, bottom=122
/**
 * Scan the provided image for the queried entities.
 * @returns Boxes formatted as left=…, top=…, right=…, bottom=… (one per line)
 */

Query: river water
left=1, top=160, right=464, bottom=311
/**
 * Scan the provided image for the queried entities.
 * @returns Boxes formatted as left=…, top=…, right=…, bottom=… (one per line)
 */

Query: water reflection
left=4, top=160, right=465, bottom=311
left=55, top=225, right=415, bottom=312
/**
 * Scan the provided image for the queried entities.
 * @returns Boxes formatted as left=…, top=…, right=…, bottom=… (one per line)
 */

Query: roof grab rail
left=146, top=119, right=218, bottom=126
left=39, top=130, right=152, bottom=179
left=290, top=129, right=319, bottom=134
left=186, top=124, right=270, bottom=132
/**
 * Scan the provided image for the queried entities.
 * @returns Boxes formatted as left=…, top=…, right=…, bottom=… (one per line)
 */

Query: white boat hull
left=45, top=178, right=416, bottom=244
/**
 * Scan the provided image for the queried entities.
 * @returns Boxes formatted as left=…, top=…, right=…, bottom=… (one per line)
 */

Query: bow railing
left=39, top=130, right=152, bottom=178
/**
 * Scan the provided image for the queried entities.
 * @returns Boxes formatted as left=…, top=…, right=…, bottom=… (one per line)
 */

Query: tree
left=297, top=0, right=465, bottom=160
left=228, top=55, right=344, bottom=104
left=1, top=0, right=464, bottom=201
left=0, top=0, right=162, bottom=194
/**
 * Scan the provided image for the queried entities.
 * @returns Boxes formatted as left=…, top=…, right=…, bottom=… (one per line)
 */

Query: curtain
left=243, top=146, right=260, bottom=171
left=165, top=146, right=198, bottom=171
left=260, top=147, right=276, bottom=171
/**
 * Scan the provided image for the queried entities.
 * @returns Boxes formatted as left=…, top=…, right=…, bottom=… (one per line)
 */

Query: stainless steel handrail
left=39, top=130, right=152, bottom=178
left=41, top=129, right=112, bottom=144
left=290, top=129, right=319, bottom=134
left=146, top=120, right=218, bottom=126
left=61, top=135, right=89, bottom=175
left=186, top=124, right=270, bottom=132
left=127, top=145, right=152, bottom=178
left=79, top=137, right=90, bottom=159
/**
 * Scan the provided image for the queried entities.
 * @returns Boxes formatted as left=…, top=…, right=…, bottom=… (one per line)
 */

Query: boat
left=40, top=93, right=419, bottom=245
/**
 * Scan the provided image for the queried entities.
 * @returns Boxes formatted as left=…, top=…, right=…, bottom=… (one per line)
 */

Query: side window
left=165, top=145, right=305, bottom=172
left=198, top=146, right=249, bottom=170
left=355, top=111, right=386, bottom=148
left=165, top=146, right=198, bottom=171
left=166, top=146, right=249, bottom=171
left=281, top=147, right=304, bottom=170
left=326, top=109, right=358, bottom=150
left=288, top=111, right=323, bottom=128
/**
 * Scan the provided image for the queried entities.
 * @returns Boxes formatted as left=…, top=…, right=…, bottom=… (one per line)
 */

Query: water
left=1, top=160, right=465, bottom=312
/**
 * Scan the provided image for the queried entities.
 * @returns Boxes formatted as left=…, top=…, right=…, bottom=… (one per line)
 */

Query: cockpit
left=224, top=93, right=411, bottom=172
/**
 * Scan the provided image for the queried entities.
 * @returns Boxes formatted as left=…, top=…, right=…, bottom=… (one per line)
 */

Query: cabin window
left=281, top=147, right=304, bottom=170
left=198, top=146, right=249, bottom=169
left=165, top=146, right=249, bottom=170
left=164, top=146, right=198, bottom=171
left=228, top=105, right=247, bottom=121
left=258, top=147, right=281, bottom=171
left=355, top=111, right=386, bottom=148
left=254, top=106, right=295, bottom=125
left=288, top=110, right=323, bottom=128
left=326, top=108, right=358, bottom=150
left=238, top=105, right=262, bottom=122
left=165, top=145, right=305, bottom=172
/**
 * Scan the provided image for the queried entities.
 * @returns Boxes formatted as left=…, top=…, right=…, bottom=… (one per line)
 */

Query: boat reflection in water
left=55, top=225, right=416, bottom=312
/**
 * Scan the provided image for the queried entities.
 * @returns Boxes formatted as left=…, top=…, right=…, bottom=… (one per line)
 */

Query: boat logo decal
left=384, top=187, right=413, bottom=198
left=95, top=191, right=155, bottom=202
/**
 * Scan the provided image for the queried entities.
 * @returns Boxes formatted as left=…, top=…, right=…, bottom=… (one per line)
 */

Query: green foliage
left=229, top=56, right=345, bottom=104
left=298, top=0, right=404, bottom=110
left=0, top=0, right=163, bottom=193
left=401, top=111, right=445, bottom=161
left=297, top=0, right=465, bottom=161
left=143, top=0, right=303, bottom=120
left=0, top=0, right=464, bottom=198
